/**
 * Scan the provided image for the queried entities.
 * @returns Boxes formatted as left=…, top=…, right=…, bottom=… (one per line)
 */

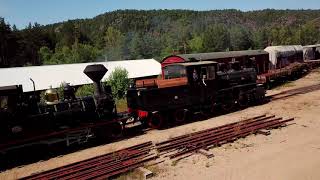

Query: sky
left=0, top=0, right=320, bottom=29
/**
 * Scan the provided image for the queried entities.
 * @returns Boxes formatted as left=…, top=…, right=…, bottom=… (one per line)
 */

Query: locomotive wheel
left=238, top=94, right=249, bottom=107
left=174, top=109, right=188, bottom=123
left=148, top=112, right=164, bottom=129
left=110, top=122, right=123, bottom=138
left=221, top=100, right=234, bottom=112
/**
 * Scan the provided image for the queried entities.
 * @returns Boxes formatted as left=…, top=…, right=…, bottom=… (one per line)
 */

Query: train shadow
left=158, top=101, right=268, bottom=131
left=268, top=83, right=320, bottom=101
left=0, top=126, right=146, bottom=171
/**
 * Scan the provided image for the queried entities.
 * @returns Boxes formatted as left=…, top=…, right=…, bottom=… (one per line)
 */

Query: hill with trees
left=1, top=9, right=320, bottom=67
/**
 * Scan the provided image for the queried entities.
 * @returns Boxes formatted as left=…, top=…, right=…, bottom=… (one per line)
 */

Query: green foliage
left=41, top=43, right=102, bottom=65
left=300, top=22, right=320, bottom=45
left=202, top=24, right=230, bottom=52
left=229, top=26, right=252, bottom=50
left=2, top=9, right=320, bottom=67
left=188, top=35, right=204, bottom=53
left=105, top=67, right=130, bottom=99
left=104, top=27, right=124, bottom=60
left=39, top=46, right=53, bottom=64
left=75, top=84, right=95, bottom=97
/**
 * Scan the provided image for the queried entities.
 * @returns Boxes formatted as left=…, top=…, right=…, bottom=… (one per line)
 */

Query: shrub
left=105, top=67, right=131, bottom=99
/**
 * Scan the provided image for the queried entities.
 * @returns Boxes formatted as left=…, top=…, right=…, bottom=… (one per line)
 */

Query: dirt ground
left=1, top=69, right=320, bottom=180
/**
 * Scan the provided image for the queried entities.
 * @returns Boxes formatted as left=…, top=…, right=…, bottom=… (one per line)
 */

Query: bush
left=75, top=84, right=95, bottom=97
left=105, top=67, right=130, bottom=99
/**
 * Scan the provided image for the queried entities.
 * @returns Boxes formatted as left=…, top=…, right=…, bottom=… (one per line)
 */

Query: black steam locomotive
left=0, top=65, right=120, bottom=153
left=127, top=61, right=265, bottom=129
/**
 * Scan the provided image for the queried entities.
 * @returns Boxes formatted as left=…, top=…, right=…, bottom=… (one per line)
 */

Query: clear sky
left=0, top=0, right=319, bottom=29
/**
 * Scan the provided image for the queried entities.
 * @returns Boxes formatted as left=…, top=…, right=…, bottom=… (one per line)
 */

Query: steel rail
left=156, top=114, right=267, bottom=146
left=157, top=116, right=279, bottom=152
left=22, top=141, right=152, bottom=180
left=60, top=153, right=154, bottom=180
left=78, top=154, right=158, bottom=180
left=167, top=117, right=285, bottom=157
left=43, top=148, right=151, bottom=180
left=169, top=118, right=294, bottom=159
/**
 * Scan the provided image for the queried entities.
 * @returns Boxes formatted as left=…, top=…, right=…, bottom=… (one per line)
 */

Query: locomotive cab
left=161, top=61, right=217, bottom=87
left=127, top=61, right=218, bottom=126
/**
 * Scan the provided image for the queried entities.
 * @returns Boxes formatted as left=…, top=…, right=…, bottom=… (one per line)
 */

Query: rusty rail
left=155, top=115, right=294, bottom=159
left=21, top=141, right=155, bottom=180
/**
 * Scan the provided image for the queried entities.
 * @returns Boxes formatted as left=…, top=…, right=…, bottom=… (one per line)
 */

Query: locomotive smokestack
left=83, top=64, right=108, bottom=97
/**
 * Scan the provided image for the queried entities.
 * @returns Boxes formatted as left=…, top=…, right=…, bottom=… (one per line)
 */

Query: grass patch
left=114, top=169, right=143, bottom=180
left=274, top=81, right=295, bottom=90
left=145, top=165, right=163, bottom=177
left=116, top=98, right=127, bottom=112
left=171, top=160, right=179, bottom=166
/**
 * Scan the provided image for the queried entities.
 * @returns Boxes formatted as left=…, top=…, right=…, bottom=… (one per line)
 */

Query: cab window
left=201, top=66, right=215, bottom=80
left=0, top=96, right=8, bottom=110
left=207, top=66, right=215, bottom=79
left=163, top=65, right=186, bottom=79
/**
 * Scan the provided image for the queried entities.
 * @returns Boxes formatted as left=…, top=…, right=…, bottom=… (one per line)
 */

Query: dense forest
left=1, top=9, right=320, bottom=67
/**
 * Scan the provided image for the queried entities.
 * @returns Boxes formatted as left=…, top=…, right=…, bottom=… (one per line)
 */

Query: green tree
left=202, top=24, right=230, bottom=52
left=188, top=35, right=204, bottom=53
left=252, top=28, right=269, bottom=49
left=129, top=32, right=143, bottom=59
left=75, top=84, right=95, bottom=97
left=39, top=46, right=53, bottom=64
left=70, top=43, right=102, bottom=63
left=229, top=26, right=252, bottom=51
left=300, top=23, right=320, bottom=45
left=105, top=67, right=130, bottom=99
left=104, top=27, right=124, bottom=60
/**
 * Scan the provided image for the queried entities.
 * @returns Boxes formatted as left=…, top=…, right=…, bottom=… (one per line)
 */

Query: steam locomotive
left=127, top=60, right=265, bottom=129
left=0, top=64, right=122, bottom=154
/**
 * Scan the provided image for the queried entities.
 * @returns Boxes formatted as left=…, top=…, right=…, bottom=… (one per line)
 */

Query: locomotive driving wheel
left=148, top=111, right=164, bottom=129
left=109, top=122, right=123, bottom=138
left=238, top=93, right=249, bottom=107
left=221, top=99, right=235, bottom=112
left=174, top=109, right=188, bottom=123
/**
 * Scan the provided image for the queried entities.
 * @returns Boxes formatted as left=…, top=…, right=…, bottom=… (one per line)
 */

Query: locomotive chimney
left=83, top=64, right=108, bottom=97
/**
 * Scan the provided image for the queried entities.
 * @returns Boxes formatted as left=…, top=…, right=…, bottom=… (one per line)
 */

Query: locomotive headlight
left=137, top=91, right=141, bottom=96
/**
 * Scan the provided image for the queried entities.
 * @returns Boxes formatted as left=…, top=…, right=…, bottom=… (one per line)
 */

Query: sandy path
left=1, top=69, right=320, bottom=180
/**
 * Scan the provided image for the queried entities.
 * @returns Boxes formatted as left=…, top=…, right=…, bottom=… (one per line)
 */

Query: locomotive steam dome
left=44, top=86, right=59, bottom=105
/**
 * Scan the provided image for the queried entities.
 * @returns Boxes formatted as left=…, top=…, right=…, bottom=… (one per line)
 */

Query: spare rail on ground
left=155, top=115, right=294, bottom=159
left=21, top=141, right=157, bottom=180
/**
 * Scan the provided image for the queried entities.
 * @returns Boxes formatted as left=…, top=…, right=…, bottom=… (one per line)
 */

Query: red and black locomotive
left=127, top=60, right=265, bottom=129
